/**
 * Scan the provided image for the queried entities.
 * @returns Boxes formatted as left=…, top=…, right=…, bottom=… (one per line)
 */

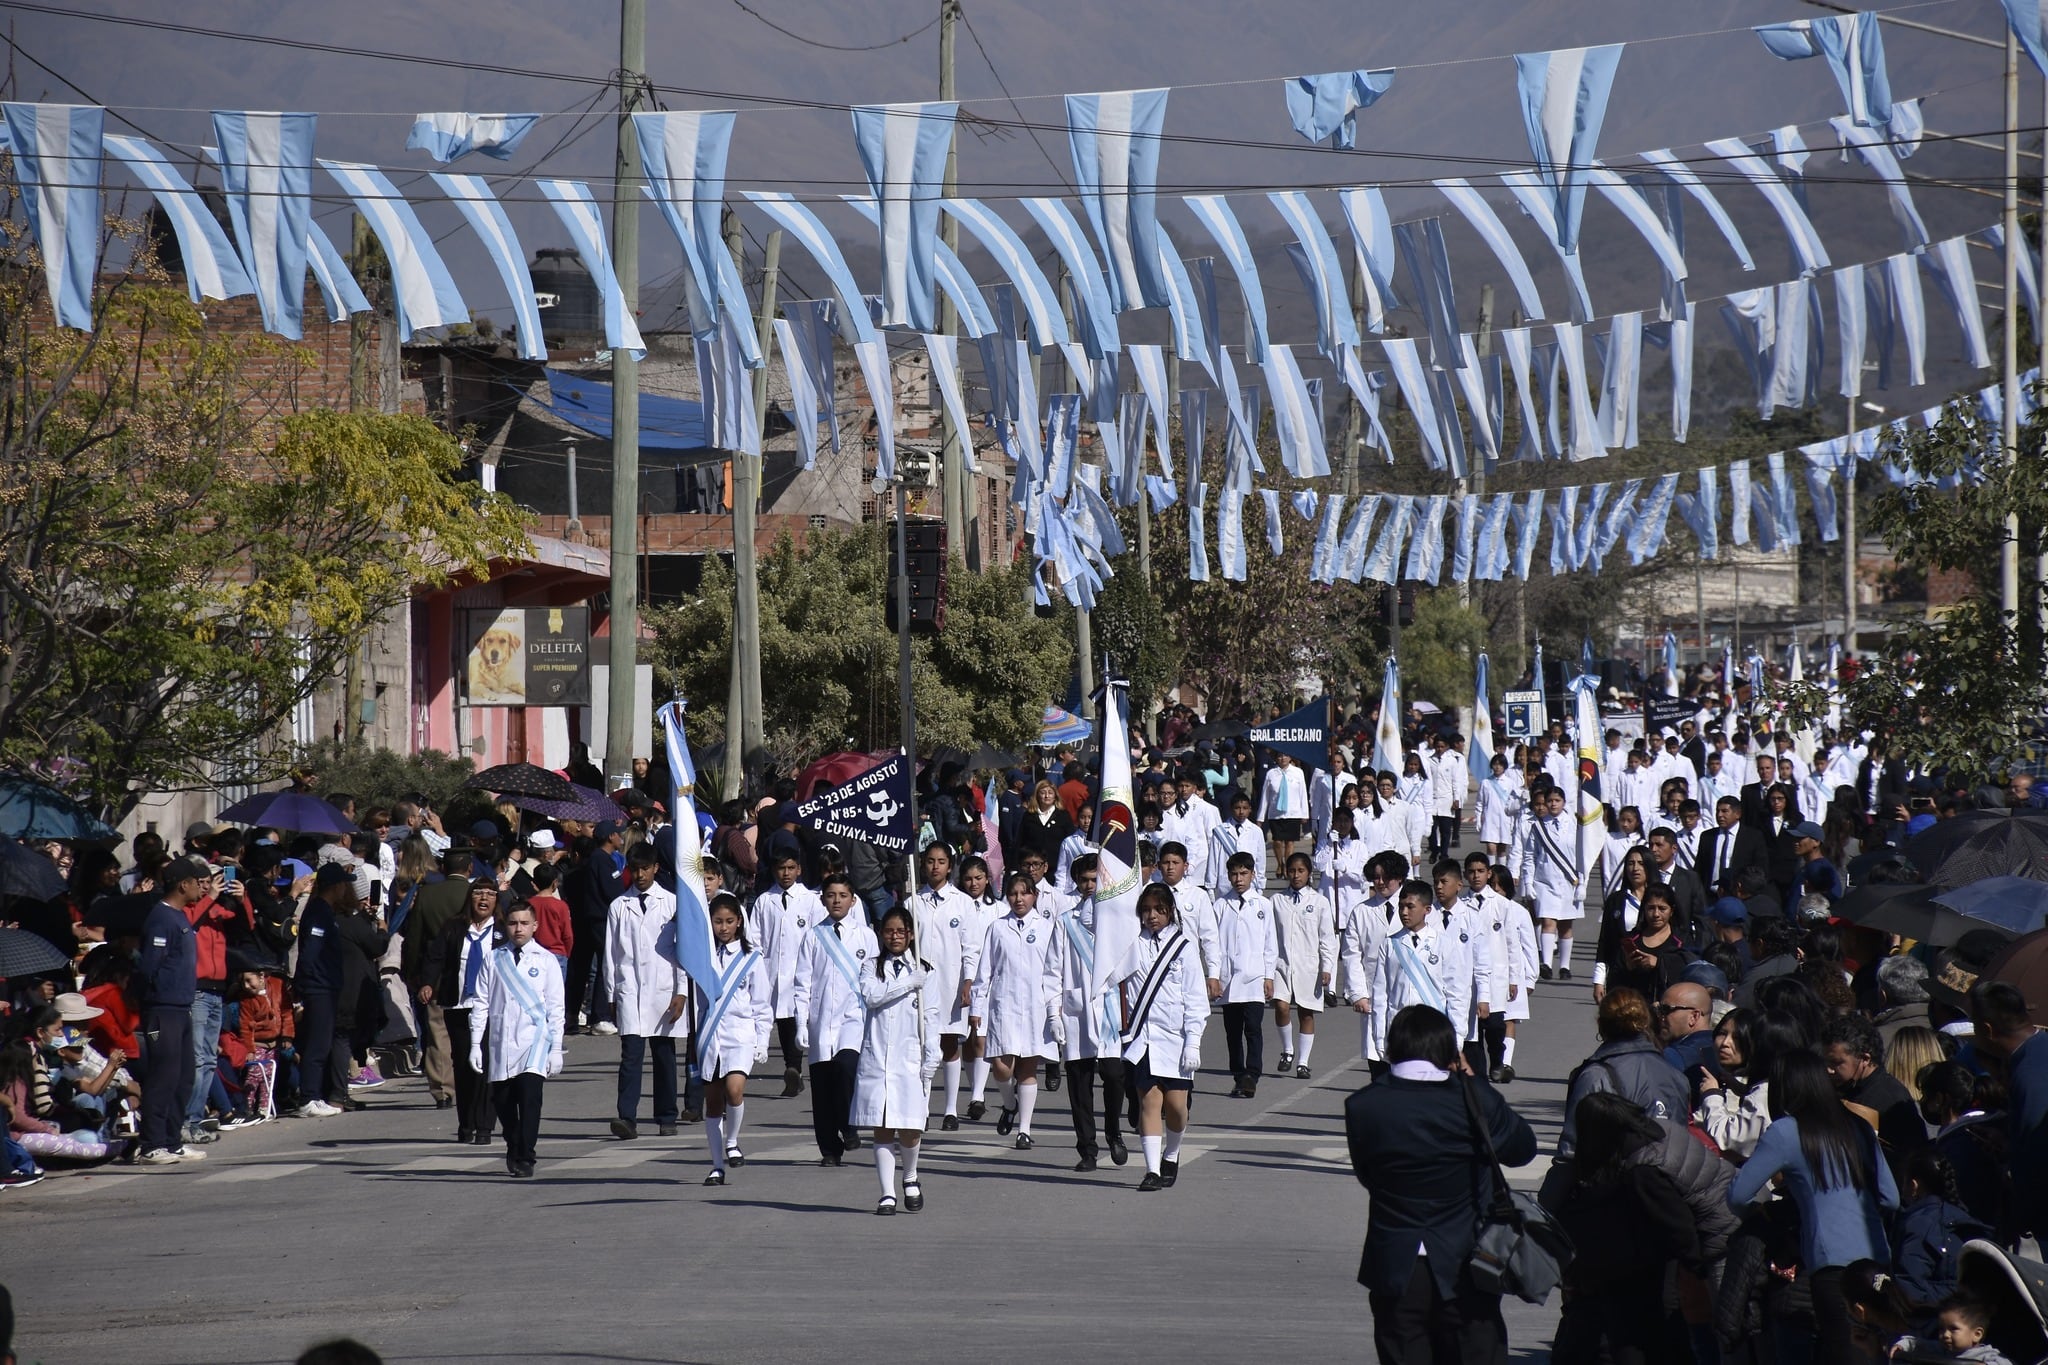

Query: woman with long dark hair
left=1694, top=1008, right=1806, bottom=1161
left=854, top=905, right=939, bottom=1214
left=1728, top=1050, right=1901, bottom=1365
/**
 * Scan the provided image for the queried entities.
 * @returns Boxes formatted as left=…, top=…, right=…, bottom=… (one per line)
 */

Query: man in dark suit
left=401, top=850, right=474, bottom=1110
left=1739, top=754, right=1783, bottom=829
left=1694, top=797, right=1765, bottom=899
left=1345, top=1005, right=1538, bottom=1365
left=1645, top=825, right=1707, bottom=944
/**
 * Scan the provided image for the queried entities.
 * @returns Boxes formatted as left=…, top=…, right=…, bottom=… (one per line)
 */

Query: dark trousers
left=1432, top=813, right=1460, bottom=859
left=1462, top=1039, right=1489, bottom=1076
left=808, top=1048, right=859, bottom=1157
left=566, top=917, right=609, bottom=1026
left=444, top=1008, right=493, bottom=1137
left=775, top=1016, right=804, bottom=1073
left=493, top=1073, right=544, bottom=1164
left=1222, top=1000, right=1266, bottom=1081
left=1479, top=1015, right=1508, bottom=1070
left=1368, top=1260, right=1508, bottom=1365
left=139, top=1004, right=195, bottom=1154
left=1808, top=1266, right=1860, bottom=1365
left=1062, top=1057, right=1126, bottom=1158
left=617, top=1034, right=678, bottom=1124
left=297, top=990, right=350, bottom=1104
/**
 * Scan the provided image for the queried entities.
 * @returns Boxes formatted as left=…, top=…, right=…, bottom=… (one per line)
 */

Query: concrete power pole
left=725, top=213, right=771, bottom=792
left=605, top=0, right=646, bottom=785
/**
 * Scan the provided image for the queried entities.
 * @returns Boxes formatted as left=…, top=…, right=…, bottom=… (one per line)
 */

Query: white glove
left=547, top=1054, right=563, bottom=1078
left=1179, top=1046, right=1201, bottom=1074
left=920, top=1063, right=938, bottom=1087
left=754, top=1047, right=770, bottom=1067
left=1048, top=1011, right=1067, bottom=1047
left=468, top=1053, right=484, bottom=1075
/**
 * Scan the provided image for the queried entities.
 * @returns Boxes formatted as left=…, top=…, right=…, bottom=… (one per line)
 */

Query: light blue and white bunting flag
left=320, top=159, right=466, bottom=341
left=407, top=112, right=540, bottom=163
left=852, top=100, right=958, bottom=332
left=536, top=179, right=646, bottom=358
left=432, top=173, right=546, bottom=360
left=1066, top=88, right=1171, bottom=312
left=210, top=111, right=318, bottom=339
left=102, top=132, right=252, bottom=305
left=1512, top=44, right=1624, bottom=253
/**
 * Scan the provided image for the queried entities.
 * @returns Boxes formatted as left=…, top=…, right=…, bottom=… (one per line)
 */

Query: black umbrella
left=82, top=892, right=156, bottom=940
left=1837, top=881, right=1986, bottom=945
left=0, top=926, right=70, bottom=978
left=1904, top=811, right=2048, bottom=890
left=0, top=840, right=66, bottom=901
left=1192, top=719, right=1249, bottom=742
left=464, top=763, right=576, bottom=802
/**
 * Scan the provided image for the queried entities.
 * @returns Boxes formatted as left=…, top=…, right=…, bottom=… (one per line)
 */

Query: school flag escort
left=659, top=699, right=720, bottom=996
left=1248, top=696, right=1329, bottom=771
left=790, top=751, right=916, bottom=854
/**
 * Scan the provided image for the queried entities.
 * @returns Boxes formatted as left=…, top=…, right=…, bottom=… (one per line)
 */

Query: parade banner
left=791, top=751, right=915, bottom=853
left=1249, top=695, right=1330, bottom=771
left=1645, top=695, right=1693, bottom=735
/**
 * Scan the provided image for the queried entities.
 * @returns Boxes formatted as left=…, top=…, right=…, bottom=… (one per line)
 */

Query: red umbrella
left=794, top=751, right=891, bottom=802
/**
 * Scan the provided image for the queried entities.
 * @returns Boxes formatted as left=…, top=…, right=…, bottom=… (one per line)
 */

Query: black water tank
left=529, top=247, right=601, bottom=341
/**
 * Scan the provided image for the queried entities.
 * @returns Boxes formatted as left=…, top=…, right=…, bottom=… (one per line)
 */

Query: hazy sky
left=8, top=0, right=2035, bottom=403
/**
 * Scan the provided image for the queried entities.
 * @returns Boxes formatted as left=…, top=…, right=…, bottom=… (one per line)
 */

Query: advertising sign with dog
left=464, top=607, right=591, bottom=706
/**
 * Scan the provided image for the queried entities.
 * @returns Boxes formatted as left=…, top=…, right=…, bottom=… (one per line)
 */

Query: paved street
left=6, top=942, right=1599, bottom=1364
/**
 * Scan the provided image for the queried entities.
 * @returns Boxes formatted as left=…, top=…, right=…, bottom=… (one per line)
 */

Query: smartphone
left=221, top=866, right=238, bottom=887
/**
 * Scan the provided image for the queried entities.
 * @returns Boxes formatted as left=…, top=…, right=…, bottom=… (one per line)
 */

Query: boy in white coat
left=1215, top=852, right=1278, bottom=1098
left=750, top=853, right=822, bottom=1098
left=792, top=874, right=879, bottom=1165
left=1156, top=842, right=1222, bottom=1000
left=468, top=902, right=564, bottom=1178
left=1368, top=879, right=1466, bottom=1062
left=1041, top=856, right=1127, bottom=1172
left=1429, top=859, right=1494, bottom=1073
left=604, top=844, right=688, bottom=1141
left=1464, top=852, right=1532, bottom=1083
left=1208, top=790, right=1268, bottom=893
left=1339, top=851, right=1410, bottom=1070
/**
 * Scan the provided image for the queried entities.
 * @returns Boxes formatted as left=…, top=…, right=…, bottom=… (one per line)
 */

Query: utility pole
left=721, top=212, right=770, bottom=792
left=1342, top=253, right=1365, bottom=497
left=1843, top=396, right=1858, bottom=654
left=937, top=0, right=969, bottom=570
left=2004, top=29, right=2024, bottom=628
left=605, top=0, right=647, bottom=785
left=893, top=478, right=920, bottom=858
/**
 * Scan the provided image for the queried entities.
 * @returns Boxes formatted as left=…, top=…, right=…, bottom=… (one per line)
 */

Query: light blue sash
left=696, top=949, right=761, bottom=1070
left=1059, top=910, right=1120, bottom=1043
left=811, top=920, right=861, bottom=996
left=1389, top=933, right=1446, bottom=1014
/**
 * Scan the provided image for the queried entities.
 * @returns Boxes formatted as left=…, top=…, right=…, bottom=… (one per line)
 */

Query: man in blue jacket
left=137, top=858, right=209, bottom=1165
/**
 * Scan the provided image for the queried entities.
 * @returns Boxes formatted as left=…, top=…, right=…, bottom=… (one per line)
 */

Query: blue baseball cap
left=1707, top=897, right=1748, bottom=927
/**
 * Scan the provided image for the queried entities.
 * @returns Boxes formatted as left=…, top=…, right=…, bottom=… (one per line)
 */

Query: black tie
left=831, top=920, right=842, bottom=939
left=1175, top=802, right=1188, bottom=817
left=893, top=959, right=904, bottom=977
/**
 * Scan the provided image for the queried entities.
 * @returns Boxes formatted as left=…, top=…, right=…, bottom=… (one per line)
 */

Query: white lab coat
left=1316, top=835, right=1369, bottom=912
left=1214, top=890, right=1279, bottom=1003
left=1368, top=919, right=1475, bottom=1058
left=971, top=910, right=1055, bottom=1059
left=1041, top=902, right=1120, bottom=1062
left=1208, top=818, right=1268, bottom=890
left=852, top=956, right=940, bottom=1129
left=1435, top=902, right=1493, bottom=1042
left=1158, top=797, right=1221, bottom=888
left=1529, top=813, right=1584, bottom=921
left=468, top=944, right=565, bottom=1082
left=1164, top=878, right=1222, bottom=984
left=1498, top=897, right=1539, bottom=1022
left=1257, top=764, right=1309, bottom=823
left=1338, top=893, right=1400, bottom=1004
left=1055, top=828, right=1096, bottom=890
left=697, top=939, right=773, bottom=1077
left=1118, top=926, right=1210, bottom=1080
left=908, top=882, right=981, bottom=1037
left=1465, top=888, right=1517, bottom=1013
left=604, top=885, right=689, bottom=1040
left=1428, top=749, right=1465, bottom=817
left=1309, top=769, right=1357, bottom=846
left=751, top=883, right=822, bottom=1018
left=1475, top=773, right=1521, bottom=845
left=1270, top=885, right=1337, bottom=1008
left=792, top=914, right=880, bottom=1058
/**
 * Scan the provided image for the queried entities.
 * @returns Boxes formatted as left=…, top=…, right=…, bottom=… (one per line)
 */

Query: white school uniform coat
left=1366, top=915, right=1483, bottom=1057
left=1158, top=797, right=1221, bottom=887
left=468, top=943, right=565, bottom=1082
left=604, top=884, right=689, bottom=1040
left=1164, top=878, right=1222, bottom=984
left=971, top=910, right=1056, bottom=1059
left=852, top=956, right=941, bottom=1129
left=1476, top=774, right=1522, bottom=845
left=1543, top=750, right=1574, bottom=793
left=1270, top=885, right=1337, bottom=1008
left=1428, top=749, right=1464, bottom=818
left=1434, top=902, right=1493, bottom=1043
left=1208, top=817, right=1268, bottom=889
left=1612, top=767, right=1651, bottom=818
left=792, top=914, right=880, bottom=1058
left=1316, top=835, right=1369, bottom=907
left=1056, top=828, right=1096, bottom=890
left=1214, top=890, right=1279, bottom=1004
left=1529, top=813, right=1585, bottom=922
left=1309, top=769, right=1356, bottom=847
left=1118, top=927, right=1209, bottom=1080
left=697, top=938, right=773, bottom=1077
left=908, top=882, right=981, bottom=1037
left=1338, top=893, right=1401, bottom=1005
left=1603, top=830, right=1645, bottom=896
left=1041, top=901, right=1121, bottom=1062
left=1257, top=764, right=1309, bottom=824
left=1464, top=888, right=1517, bottom=1014
left=1498, top=898, right=1540, bottom=1022
left=751, top=882, right=823, bottom=1019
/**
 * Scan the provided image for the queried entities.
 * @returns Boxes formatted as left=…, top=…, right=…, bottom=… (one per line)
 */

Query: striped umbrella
left=1038, top=706, right=1093, bottom=746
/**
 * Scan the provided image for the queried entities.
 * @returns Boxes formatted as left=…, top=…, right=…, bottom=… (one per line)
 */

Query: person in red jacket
left=180, top=864, right=243, bottom=1146
left=78, top=950, right=140, bottom=1058
left=526, top=863, right=574, bottom=975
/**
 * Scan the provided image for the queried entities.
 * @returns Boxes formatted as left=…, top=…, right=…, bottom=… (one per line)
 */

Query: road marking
left=196, top=1162, right=316, bottom=1184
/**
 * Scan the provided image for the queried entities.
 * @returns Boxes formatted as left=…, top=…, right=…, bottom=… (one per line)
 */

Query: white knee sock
left=1142, top=1133, right=1163, bottom=1174
left=1501, top=1036, right=1517, bottom=1067
left=1558, top=934, right=1574, bottom=966
left=970, top=1057, right=990, bottom=1101
left=704, top=1115, right=725, bottom=1170
left=943, top=1058, right=962, bottom=1116
left=1295, top=1032, right=1316, bottom=1067
left=902, top=1140, right=920, bottom=1182
left=724, top=1102, right=745, bottom=1150
left=875, top=1139, right=897, bottom=1198
left=1017, top=1081, right=1038, bottom=1135
left=1283, top=1020, right=1298, bottom=1054
left=1539, top=930, right=1558, bottom=969
left=1162, top=1126, right=1184, bottom=1161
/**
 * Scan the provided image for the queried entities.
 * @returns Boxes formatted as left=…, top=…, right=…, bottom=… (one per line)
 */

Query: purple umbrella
left=214, top=791, right=358, bottom=835
left=507, top=787, right=619, bottom=824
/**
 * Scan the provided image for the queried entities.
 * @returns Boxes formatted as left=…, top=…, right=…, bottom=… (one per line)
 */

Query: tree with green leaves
left=648, top=523, right=1073, bottom=764
left=1825, top=391, right=2048, bottom=776
left=0, top=222, right=533, bottom=818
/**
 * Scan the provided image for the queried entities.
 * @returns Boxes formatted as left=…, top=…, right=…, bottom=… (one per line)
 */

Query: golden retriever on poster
left=469, top=610, right=526, bottom=702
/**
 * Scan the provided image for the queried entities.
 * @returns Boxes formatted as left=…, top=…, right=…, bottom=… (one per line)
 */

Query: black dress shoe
left=1043, top=1068, right=1062, bottom=1093
left=1108, top=1137, right=1129, bottom=1166
left=1137, top=1171, right=1164, bottom=1191
left=471, top=1131, right=494, bottom=1146
left=516, top=1161, right=535, bottom=1178
left=457, top=1129, right=474, bottom=1143
left=1074, top=1155, right=1098, bottom=1172
left=875, top=1196, right=897, bottom=1216
left=941, top=1114, right=960, bottom=1131
left=340, top=1099, right=368, bottom=1112
left=1558, top=966, right=1573, bottom=981
left=609, top=1118, right=639, bottom=1141
left=1539, top=964, right=1554, bottom=981
left=703, top=1170, right=726, bottom=1187
left=1160, top=1158, right=1179, bottom=1187
left=658, top=1123, right=678, bottom=1136
left=434, top=1097, right=454, bottom=1110
left=903, top=1181, right=924, bottom=1212
left=505, top=1155, right=521, bottom=1177
left=781, top=1069, right=803, bottom=1098
left=1497, top=1064, right=1516, bottom=1083
left=966, top=1099, right=987, bottom=1121
left=1014, top=1132, right=1034, bottom=1151
left=818, top=1154, right=843, bottom=1167
left=841, top=1133, right=863, bottom=1152
left=995, top=1108, right=1015, bottom=1136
